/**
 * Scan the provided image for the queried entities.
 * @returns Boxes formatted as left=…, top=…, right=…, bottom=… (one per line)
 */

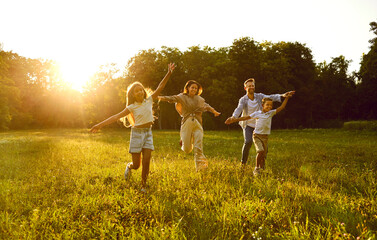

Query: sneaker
left=253, top=167, right=261, bottom=176
left=140, top=188, right=147, bottom=193
left=196, top=160, right=208, bottom=172
left=240, top=163, right=246, bottom=171
left=124, top=163, right=132, bottom=180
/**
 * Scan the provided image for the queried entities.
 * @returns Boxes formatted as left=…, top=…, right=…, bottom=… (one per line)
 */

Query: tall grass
left=0, top=128, right=376, bottom=239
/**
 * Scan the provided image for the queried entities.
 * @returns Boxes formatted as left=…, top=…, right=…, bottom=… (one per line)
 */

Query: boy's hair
left=120, top=81, right=153, bottom=127
left=183, top=80, right=203, bottom=96
left=262, top=97, right=273, bottom=106
left=244, top=78, right=255, bottom=87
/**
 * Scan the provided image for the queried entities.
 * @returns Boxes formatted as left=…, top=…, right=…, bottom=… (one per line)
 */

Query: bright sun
left=58, top=60, right=97, bottom=92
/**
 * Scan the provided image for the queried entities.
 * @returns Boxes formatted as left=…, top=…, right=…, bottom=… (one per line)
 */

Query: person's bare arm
left=151, top=63, right=176, bottom=100
left=90, top=108, right=130, bottom=133
left=225, top=115, right=252, bottom=124
left=276, top=95, right=290, bottom=114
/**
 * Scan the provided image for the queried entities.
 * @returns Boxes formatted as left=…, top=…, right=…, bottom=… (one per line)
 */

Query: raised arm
left=151, top=63, right=176, bottom=100
left=90, top=108, right=130, bottom=133
left=275, top=94, right=291, bottom=114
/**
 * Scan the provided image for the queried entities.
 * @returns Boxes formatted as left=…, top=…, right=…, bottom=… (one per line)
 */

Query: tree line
left=1, top=21, right=376, bottom=131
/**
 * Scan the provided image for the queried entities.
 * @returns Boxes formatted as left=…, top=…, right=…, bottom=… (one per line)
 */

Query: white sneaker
left=195, top=160, right=208, bottom=172
left=124, top=163, right=132, bottom=180
left=253, top=167, right=261, bottom=176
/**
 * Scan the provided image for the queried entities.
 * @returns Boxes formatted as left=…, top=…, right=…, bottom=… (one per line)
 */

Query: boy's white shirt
left=232, top=93, right=282, bottom=129
left=126, top=96, right=154, bottom=127
left=249, top=109, right=277, bottom=135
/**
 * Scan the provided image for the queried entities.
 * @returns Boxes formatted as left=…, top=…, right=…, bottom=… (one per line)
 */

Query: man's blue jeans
left=241, top=126, right=254, bottom=164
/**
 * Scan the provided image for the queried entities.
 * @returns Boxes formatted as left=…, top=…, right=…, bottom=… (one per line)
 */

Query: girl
left=158, top=80, right=220, bottom=171
left=90, top=63, right=175, bottom=191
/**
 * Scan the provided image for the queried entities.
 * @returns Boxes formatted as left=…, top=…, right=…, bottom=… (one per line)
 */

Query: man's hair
left=262, top=97, right=273, bottom=106
left=244, top=78, right=255, bottom=87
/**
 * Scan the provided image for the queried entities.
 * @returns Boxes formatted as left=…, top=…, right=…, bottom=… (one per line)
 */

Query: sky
left=1, top=0, right=377, bottom=90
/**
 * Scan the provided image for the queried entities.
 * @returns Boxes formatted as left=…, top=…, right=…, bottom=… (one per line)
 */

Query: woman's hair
left=120, top=81, right=153, bottom=127
left=262, top=97, right=273, bottom=106
left=183, top=80, right=203, bottom=96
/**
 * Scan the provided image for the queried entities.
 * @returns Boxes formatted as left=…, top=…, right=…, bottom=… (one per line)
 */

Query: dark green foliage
left=1, top=21, right=377, bottom=130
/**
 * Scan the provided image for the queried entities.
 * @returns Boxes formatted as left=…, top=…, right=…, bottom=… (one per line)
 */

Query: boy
left=225, top=93, right=293, bottom=176
left=225, top=78, right=295, bottom=166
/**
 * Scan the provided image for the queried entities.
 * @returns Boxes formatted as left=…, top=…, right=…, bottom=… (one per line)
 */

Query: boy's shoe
left=253, top=167, right=261, bottom=176
left=124, top=163, right=132, bottom=180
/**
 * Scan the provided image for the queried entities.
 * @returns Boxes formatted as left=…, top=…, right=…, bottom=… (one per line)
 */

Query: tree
left=316, top=56, right=356, bottom=122
left=83, top=64, right=124, bottom=127
left=358, top=21, right=377, bottom=119
left=229, top=37, right=264, bottom=90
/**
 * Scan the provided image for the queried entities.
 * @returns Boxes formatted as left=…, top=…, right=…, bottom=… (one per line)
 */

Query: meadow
left=0, top=128, right=376, bottom=239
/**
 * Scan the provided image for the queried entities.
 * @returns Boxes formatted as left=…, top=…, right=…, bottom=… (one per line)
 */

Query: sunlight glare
left=58, top=60, right=98, bottom=92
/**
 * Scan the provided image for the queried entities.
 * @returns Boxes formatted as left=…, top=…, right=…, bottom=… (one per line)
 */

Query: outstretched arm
left=151, top=63, right=176, bottom=100
left=204, top=103, right=221, bottom=117
left=225, top=115, right=252, bottom=125
left=158, top=95, right=178, bottom=103
left=281, top=91, right=295, bottom=98
left=276, top=94, right=291, bottom=114
left=90, top=108, right=130, bottom=133
left=209, top=108, right=221, bottom=117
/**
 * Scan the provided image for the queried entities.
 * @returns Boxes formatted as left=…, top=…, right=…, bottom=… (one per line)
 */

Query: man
left=225, top=78, right=295, bottom=166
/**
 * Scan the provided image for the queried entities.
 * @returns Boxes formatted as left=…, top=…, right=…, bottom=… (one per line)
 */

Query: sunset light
left=1, top=0, right=377, bottom=238
left=58, top=60, right=98, bottom=92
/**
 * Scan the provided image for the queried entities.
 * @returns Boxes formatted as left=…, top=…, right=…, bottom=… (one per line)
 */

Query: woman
left=159, top=80, right=220, bottom=171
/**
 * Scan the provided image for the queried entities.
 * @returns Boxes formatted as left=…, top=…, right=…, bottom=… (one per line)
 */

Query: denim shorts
left=129, top=128, right=154, bottom=153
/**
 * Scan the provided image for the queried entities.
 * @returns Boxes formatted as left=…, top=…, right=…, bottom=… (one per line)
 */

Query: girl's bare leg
left=131, top=153, right=142, bottom=169
left=141, top=148, right=152, bottom=188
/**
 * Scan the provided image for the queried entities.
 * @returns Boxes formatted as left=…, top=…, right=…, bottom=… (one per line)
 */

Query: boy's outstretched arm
left=151, top=63, right=176, bottom=100
left=225, top=116, right=252, bottom=124
left=276, top=94, right=292, bottom=114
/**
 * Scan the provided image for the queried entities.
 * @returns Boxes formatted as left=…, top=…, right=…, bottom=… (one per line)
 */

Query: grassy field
left=0, top=128, right=376, bottom=239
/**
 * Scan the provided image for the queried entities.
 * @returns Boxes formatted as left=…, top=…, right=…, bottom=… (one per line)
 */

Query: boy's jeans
left=241, top=126, right=254, bottom=164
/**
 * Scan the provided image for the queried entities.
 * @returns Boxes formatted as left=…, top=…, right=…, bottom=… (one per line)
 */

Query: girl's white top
left=250, top=110, right=276, bottom=135
left=127, top=96, right=154, bottom=127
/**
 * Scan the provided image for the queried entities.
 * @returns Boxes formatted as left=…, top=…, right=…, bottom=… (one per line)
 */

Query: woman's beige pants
left=180, top=117, right=208, bottom=171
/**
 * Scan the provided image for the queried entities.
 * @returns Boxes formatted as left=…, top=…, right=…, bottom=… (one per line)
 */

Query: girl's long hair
left=183, top=80, right=203, bottom=95
left=120, top=81, right=153, bottom=127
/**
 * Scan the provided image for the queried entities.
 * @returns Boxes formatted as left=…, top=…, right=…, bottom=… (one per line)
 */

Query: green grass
left=0, top=128, right=376, bottom=239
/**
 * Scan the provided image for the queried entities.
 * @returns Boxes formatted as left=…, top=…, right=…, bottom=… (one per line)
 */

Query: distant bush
left=343, top=121, right=377, bottom=131
left=313, top=119, right=344, bottom=129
